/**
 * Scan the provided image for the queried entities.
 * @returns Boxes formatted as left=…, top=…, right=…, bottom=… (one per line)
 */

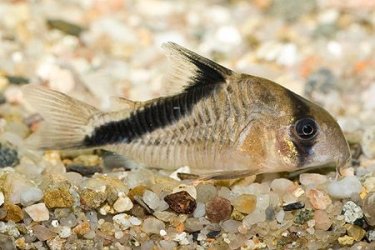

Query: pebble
left=58, top=226, right=72, bottom=238
left=0, top=192, right=4, bottom=207
left=363, top=192, right=375, bottom=226
left=24, top=203, right=49, bottom=222
left=362, top=126, right=375, bottom=158
left=193, top=202, right=205, bottom=218
left=206, top=196, right=232, bottom=223
left=345, top=224, right=366, bottom=241
left=299, top=173, right=328, bottom=187
left=172, top=184, right=197, bottom=199
left=306, top=189, right=332, bottom=210
left=283, top=201, right=305, bottom=211
left=164, top=191, right=197, bottom=214
left=143, top=190, right=162, bottom=210
left=32, top=225, right=56, bottom=241
left=4, top=203, right=23, bottom=222
left=113, top=196, right=133, bottom=212
left=196, top=184, right=217, bottom=203
left=142, top=217, right=165, bottom=234
left=314, top=210, right=332, bottom=231
left=222, top=219, right=241, bottom=233
left=327, top=176, right=362, bottom=199
left=80, top=189, right=106, bottom=210
left=338, top=235, right=355, bottom=246
left=342, top=201, right=364, bottom=224
left=44, top=185, right=74, bottom=208
left=368, top=230, right=375, bottom=242
left=232, top=194, right=257, bottom=214
left=294, top=209, right=314, bottom=225
left=0, top=143, right=18, bottom=168
left=20, top=187, right=43, bottom=206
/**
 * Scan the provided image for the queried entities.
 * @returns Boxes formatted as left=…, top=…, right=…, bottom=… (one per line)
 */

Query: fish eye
left=294, top=118, right=319, bottom=140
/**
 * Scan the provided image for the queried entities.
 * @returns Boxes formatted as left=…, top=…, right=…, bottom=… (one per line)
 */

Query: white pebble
left=0, top=192, right=4, bottom=206
left=160, top=229, right=167, bottom=236
left=142, top=217, right=165, bottom=234
left=24, top=203, right=49, bottom=222
left=342, top=201, right=363, bottom=224
left=51, top=220, right=59, bottom=227
left=59, top=226, right=71, bottom=238
left=20, top=187, right=43, bottom=206
left=327, top=176, right=362, bottom=198
left=114, top=231, right=124, bottom=239
left=275, top=210, right=285, bottom=223
left=143, top=190, right=161, bottom=210
left=113, top=196, right=133, bottom=212
left=193, top=202, right=205, bottom=218
left=113, top=214, right=131, bottom=229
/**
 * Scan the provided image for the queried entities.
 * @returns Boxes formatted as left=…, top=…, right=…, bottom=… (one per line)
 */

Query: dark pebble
left=283, top=201, right=305, bottom=211
left=66, top=164, right=103, bottom=176
left=6, top=75, right=30, bottom=85
left=0, top=143, right=19, bottom=168
left=294, top=209, right=313, bottom=225
left=206, top=196, right=232, bottom=223
left=47, top=19, right=84, bottom=37
left=164, top=191, right=197, bottom=214
left=207, top=230, right=221, bottom=239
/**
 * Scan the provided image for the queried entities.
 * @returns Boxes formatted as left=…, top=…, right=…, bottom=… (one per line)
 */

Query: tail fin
left=23, top=85, right=101, bottom=150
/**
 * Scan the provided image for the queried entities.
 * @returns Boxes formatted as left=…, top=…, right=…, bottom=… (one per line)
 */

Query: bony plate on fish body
left=22, top=42, right=351, bottom=180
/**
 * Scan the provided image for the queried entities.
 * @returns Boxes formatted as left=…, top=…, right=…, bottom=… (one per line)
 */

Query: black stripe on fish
left=83, top=84, right=220, bottom=146
left=286, top=90, right=316, bottom=167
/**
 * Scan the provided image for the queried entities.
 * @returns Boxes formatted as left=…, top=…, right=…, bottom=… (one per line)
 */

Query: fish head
left=271, top=91, right=351, bottom=173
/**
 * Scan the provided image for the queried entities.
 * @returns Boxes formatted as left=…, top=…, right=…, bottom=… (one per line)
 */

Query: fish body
left=24, top=42, right=350, bottom=178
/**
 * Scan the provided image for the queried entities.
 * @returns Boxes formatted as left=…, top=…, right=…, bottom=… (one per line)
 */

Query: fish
left=22, top=42, right=351, bottom=179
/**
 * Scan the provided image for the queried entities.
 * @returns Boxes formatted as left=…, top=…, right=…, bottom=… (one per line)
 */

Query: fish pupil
left=295, top=118, right=318, bottom=140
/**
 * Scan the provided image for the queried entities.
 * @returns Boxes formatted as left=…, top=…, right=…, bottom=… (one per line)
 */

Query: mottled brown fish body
left=23, top=42, right=350, bottom=179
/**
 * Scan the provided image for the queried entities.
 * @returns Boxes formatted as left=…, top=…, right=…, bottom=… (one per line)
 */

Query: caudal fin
left=23, top=85, right=101, bottom=150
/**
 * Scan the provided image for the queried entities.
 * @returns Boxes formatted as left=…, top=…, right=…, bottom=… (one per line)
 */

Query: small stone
left=345, top=224, right=366, bottom=241
left=0, top=234, right=16, bottom=249
left=206, top=196, right=232, bottom=223
left=44, top=185, right=74, bottom=208
left=20, top=187, right=43, bottom=206
left=294, top=209, right=313, bottom=225
left=4, top=203, right=23, bottom=222
left=73, top=221, right=91, bottom=236
left=338, top=235, right=354, bottom=246
left=113, top=196, right=133, bottom=213
left=299, top=173, right=328, bottom=187
left=193, top=202, right=205, bottom=218
left=24, top=203, right=49, bottom=222
left=231, top=209, right=245, bottom=221
left=47, top=19, right=84, bottom=37
left=342, top=201, right=363, bottom=224
left=0, top=143, right=18, bottom=168
left=314, top=210, right=331, bottom=231
left=222, top=219, right=241, bottom=233
left=32, top=225, right=56, bottom=241
left=368, top=230, right=375, bottom=242
left=128, top=185, right=147, bottom=200
left=59, top=226, right=72, bottom=238
left=0, top=192, right=4, bottom=207
left=363, top=192, right=375, bottom=226
left=363, top=177, right=375, bottom=192
left=164, top=191, right=197, bottom=214
left=283, top=201, right=305, bottom=211
left=270, top=178, right=295, bottom=194
left=143, top=190, right=162, bottom=210
left=327, top=176, right=362, bottom=199
left=80, top=189, right=106, bottom=210
left=232, top=194, right=257, bottom=214
left=142, top=217, right=165, bottom=234
left=172, top=184, right=197, bottom=199
left=275, top=210, right=285, bottom=223
left=184, top=217, right=204, bottom=232
left=306, top=189, right=332, bottom=210
left=196, top=184, right=217, bottom=203
left=362, top=126, right=375, bottom=158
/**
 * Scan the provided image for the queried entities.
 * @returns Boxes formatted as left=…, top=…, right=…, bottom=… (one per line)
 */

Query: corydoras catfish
left=23, top=42, right=351, bottom=179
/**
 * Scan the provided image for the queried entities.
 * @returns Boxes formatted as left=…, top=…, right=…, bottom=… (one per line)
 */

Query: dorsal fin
left=162, top=42, right=233, bottom=92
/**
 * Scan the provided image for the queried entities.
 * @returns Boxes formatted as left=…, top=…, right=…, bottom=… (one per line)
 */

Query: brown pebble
left=80, top=189, right=106, bottom=210
left=44, top=185, right=74, bottom=208
left=4, top=203, right=23, bottom=222
left=32, top=224, right=56, bottom=241
left=164, top=191, right=197, bottom=214
left=206, top=196, right=232, bottom=223
left=232, top=194, right=257, bottom=214
left=128, top=185, right=147, bottom=201
left=73, top=221, right=91, bottom=236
